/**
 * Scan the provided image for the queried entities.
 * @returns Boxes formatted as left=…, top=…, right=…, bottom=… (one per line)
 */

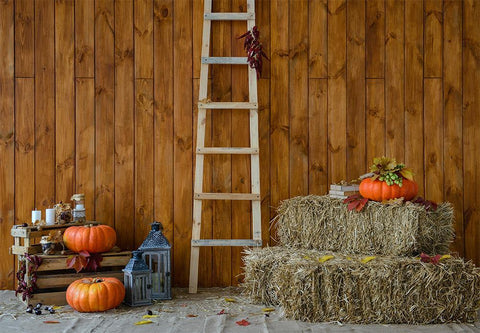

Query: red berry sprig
left=238, top=26, right=269, bottom=78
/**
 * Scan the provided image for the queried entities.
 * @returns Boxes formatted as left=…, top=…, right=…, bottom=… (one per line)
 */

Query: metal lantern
left=123, top=250, right=152, bottom=306
left=138, top=221, right=172, bottom=300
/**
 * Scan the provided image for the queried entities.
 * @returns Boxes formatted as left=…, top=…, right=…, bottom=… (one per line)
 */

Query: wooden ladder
left=189, top=0, right=261, bottom=293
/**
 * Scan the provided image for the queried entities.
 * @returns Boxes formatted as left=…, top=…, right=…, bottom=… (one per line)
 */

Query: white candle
left=32, top=210, right=41, bottom=224
left=45, top=208, right=55, bottom=225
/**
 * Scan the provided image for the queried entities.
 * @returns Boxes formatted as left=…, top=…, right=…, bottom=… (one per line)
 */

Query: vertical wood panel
left=115, top=0, right=135, bottom=250
left=366, top=79, right=385, bottom=164
left=135, top=0, right=154, bottom=79
left=346, top=0, right=366, bottom=180
left=327, top=0, right=346, bottom=183
left=35, top=0, right=55, bottom=211
left=211, top=0, right=232, bottom=287
left=424, top=0, right=443, bottom=78
left=173, top=0, right=193, bottom=287
left=256, top=0, right=270, bottom=78
left=231, top=0, right=250, bottom=285
left=15, top=0, right=34, bottom=78
left=154, top=0, right=175, bottom=254
left=270, top=0, right=289, bottom=234
left=385, top=0, right=404, bottom=160
left=95, top=0, right=115, bottom=227
left=15, top=79, right=35, bottom=224
left=308, top=79, right=328, bottom=195
left=135, top=79, right=154, bottom=246
left=309, top=0, right=327, bottom=78
left=405, top=0, right=424, bottom=196
left=75, top=78, right=95, bottom=221
left=424, top=79, right=443, bottom=203
left=0, top=0, right=14, bottom=290
left=366, top=0, right=384, bottom=78
left=289, top=0, right=308, bottom=196
left=258, top=78, right=270, bottom=245
left=75, top=0, right=94, bottom=77
left=463, top=0, right=480, bottom=263
left=443, top=0, right=463, bottom=256
left=193, top=0, right=204, bottom=79
left=55, top=0, right=76, bottom=202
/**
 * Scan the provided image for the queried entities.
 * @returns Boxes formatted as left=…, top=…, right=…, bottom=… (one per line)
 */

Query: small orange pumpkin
left=359, top=177, right=418, bottom=202
left=66, top=277, right=125, bottom=312
left=63, top=224, right=116, bottom=253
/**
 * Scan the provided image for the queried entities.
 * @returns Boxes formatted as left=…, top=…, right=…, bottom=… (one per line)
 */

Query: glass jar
left=71, top=193, right=86, bottom=223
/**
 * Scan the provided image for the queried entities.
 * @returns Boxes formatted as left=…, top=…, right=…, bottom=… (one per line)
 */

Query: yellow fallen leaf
left=346, top=256, right=352, bottom=260
left=225, top=298, right=236, bottom=302
left=135, top=320, right=153, bottom=325
left=142, top=315, right=158, bottom=319
left=262, top=307, right=275, bottom=312
left=318, top=255, right=334, bottom=263
left=52, top=306, right=63, bottom=310
left=303, top=256, right=311, bottom=260
left=440, top=254, right=452, bottom=260
left=361, top=256, right=376, bottom=264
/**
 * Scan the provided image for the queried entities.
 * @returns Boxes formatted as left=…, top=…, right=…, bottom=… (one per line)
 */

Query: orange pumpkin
left=66, top=277, right=125, bottom=312
left=359, top=177, right=418, bottom=202
left=63, top=224, right=116, bottom=253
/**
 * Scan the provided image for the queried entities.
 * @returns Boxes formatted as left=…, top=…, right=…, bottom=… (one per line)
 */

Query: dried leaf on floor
left=134, top=320, right=153, bottom=325
left=236, top=319, right=250, bottom=326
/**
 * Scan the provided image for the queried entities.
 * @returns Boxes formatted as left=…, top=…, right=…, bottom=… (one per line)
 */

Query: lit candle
left=31, top=210, right=41, bottom=224
left=46, top=208, right=55, bottom=225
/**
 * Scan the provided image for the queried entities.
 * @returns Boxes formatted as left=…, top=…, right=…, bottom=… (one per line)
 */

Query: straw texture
left=242, top=247, right=480, bottom=324
left=273, top=195, right=454, bottom=256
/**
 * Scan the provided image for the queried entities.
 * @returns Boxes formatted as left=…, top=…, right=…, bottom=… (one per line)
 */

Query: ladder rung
left=197, top=147, right=259, bottom=155
left=192, top=239, right=262, bottom=247
left=195, top=193, right=260, bottom=200
left=198, top=102, right=258, bottom=109
left=204, top=13, right=255, bottom=20
left=202, top=57, right=248, bottom=65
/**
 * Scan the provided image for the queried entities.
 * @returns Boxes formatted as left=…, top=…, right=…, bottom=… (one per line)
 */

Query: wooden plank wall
left=0, top=0, right=479, bottom=288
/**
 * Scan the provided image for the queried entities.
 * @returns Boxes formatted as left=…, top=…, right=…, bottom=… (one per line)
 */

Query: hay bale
left=274, top=195, right=454, bottom=256
left=242, top=247, right=480, bottom=324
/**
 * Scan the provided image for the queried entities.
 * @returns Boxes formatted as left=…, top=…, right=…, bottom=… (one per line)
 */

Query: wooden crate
left=11, top=222, right=131, bottom=306
left=17, top=250, right=132, bottom=305
left=11, top=221, right=101, bottom=255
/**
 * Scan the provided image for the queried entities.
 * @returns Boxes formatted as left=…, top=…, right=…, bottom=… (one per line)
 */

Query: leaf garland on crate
left=15, top=254, right=43, bottom=301
left=344, top=194, right=369, bottom=212
left=237, top=26, right=269, bottom=78
left=66, top=250, right=103, bottom=273
left=411, top=197, right=438, bottom=211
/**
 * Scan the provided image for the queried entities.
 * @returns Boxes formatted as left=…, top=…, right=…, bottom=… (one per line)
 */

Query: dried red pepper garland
left=16, top=254, right=42, bottom=301
left=238, top=26, right=269, bottom=78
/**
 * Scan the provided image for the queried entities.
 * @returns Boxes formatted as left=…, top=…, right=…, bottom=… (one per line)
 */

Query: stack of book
left=328, top=183, right=359, bottom=199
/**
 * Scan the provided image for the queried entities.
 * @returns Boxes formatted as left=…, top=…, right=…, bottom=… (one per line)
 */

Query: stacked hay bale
left=242, top=195, right=480, bottom=324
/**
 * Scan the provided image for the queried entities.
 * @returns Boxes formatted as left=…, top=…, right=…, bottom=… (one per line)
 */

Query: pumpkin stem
left=93, top=278, right=104, bottom=283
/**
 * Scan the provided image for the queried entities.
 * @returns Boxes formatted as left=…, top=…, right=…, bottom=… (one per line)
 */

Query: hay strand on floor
left=273, top=195, right=454, bottom=256
left=242, top=247, right=480, bottom=324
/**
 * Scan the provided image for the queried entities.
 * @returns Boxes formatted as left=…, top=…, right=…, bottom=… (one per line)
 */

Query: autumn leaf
left=186, top=314, right=198, bottom=318
left=134, top=320, right=153, bottom=325
left=420, top=253, right=442, bottom=265
left=399, top=168, right=414, bottom=181
left=225, top=298, right=236, bottom=302
left=43, top=321, right=60, bottom=324
left=66, top=251, right=102, bottom=273
left=361, top=256, right=376, bottom=264
left=262, top=308, right=275, bottom=312
left=344, top=195, right=369, bottom=212
left=66, top=254, right=88, bottom=273
left=236, top=319, right=250, bottom=326
left=217, top=309, right=225, bottom=315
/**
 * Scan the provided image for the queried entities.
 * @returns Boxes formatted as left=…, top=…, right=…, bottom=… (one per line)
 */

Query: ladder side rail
left=189, top=0, right=213, bottom=294
left=246, top=0, right=261, bottom=243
